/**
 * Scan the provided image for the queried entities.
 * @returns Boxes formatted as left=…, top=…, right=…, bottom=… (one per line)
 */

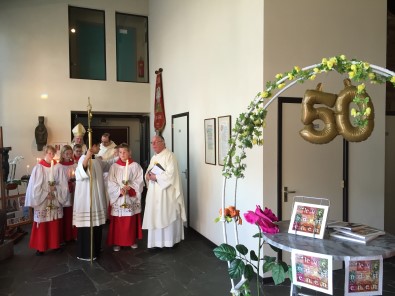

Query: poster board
left=344, top=256, right=383, bottom=295
left=6, top=194, right=32, bottom=227
left=292, top=249, right=333, bottom=294
left=288, top=201, right=329, bottom=239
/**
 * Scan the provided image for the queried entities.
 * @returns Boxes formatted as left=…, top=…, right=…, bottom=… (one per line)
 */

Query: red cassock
left=30, top=220, right=62, bottom=252
left=107, top=213, right=143, bottom=246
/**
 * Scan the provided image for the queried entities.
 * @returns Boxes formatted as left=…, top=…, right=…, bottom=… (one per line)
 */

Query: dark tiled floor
left=0, top=224, right=395, bottom=296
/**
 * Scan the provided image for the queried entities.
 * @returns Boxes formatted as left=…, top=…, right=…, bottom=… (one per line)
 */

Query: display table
left=262, top=221, right=395, bottom=295
left=263, top=220, right=395, bottom=260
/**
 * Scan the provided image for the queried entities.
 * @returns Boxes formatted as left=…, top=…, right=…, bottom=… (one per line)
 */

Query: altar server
left=25, top=145, right=68, bottom=255
left=107, top=143, right=144, bottom=251
left=58, top=145, right=77, bottom=242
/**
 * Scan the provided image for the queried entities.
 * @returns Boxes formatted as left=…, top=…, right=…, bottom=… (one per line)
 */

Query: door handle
left=283, top=186, right=296, bottom=202
left=182, top=169, right=188, bottom=179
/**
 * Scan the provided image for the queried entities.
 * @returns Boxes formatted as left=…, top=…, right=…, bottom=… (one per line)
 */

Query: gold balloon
left=335, top=79, right=374, bottom=142
left=300, top=83, right=338, bottom=144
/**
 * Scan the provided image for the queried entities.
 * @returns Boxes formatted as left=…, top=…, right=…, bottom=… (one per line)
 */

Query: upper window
left=116, top=13, right=149, bottom=83
left=69, top=6, right=106, bottom=80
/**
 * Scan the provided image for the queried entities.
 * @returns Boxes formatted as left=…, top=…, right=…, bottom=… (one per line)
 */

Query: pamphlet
left=150, top=163, right=165, bottom=175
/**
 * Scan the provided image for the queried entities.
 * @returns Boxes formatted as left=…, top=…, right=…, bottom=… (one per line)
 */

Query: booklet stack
left=327, top=221, right=385, bottom=244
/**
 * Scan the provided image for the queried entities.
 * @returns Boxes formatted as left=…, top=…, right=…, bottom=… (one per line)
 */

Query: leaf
left=253, top=232, right=262, bottom=238
left=263, top=255, right=276, bottom=263
left=287, top=266, right=293, bottom=280
left=236, top=244, right=248, bottom=256
left=262, top=261, right=274, bottom=273
left=214, top=217, right=220, bottom=223
left=271, top=263, right=286, bottom=285
left=228, top=259, right=245, bottom=279
left=244, top=264, right=255, bottom=281
left=213, top=243, right=236, bottom=261
left=280, top=261, right=289, bottom=272
left=250, top=250, right=258, bottom=261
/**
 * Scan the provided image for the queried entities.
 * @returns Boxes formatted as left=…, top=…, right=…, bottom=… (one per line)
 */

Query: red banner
left=154, top=69, right=166, bottom=133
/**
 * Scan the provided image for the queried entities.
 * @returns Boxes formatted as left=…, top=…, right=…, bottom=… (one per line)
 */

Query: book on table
left=329, top=231, right=378, bottom=244
left=332, top=226, right=385, bottom=240
left=326, top=221, right=366, bottom=231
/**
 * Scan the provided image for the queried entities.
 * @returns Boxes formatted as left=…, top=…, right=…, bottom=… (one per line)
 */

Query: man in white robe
left=97, top=133, right=117, bottom=160
left=73, top=143, right=114, bottom=260
left=143, top=135, right=186, bottom=248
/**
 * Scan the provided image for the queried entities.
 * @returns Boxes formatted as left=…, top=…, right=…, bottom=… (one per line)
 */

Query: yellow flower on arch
left=357, top=83, right=365, bottom=93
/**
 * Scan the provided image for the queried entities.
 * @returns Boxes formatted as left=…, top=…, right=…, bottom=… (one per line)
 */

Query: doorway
left=172, top=113, right=189, bottom=227
left=277, top=97, right=348, bottom=266
left=70, top=111, right=150, bottom=169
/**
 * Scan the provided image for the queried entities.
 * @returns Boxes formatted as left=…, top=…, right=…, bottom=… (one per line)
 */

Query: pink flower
left=244, top=205, right=279, bottom=234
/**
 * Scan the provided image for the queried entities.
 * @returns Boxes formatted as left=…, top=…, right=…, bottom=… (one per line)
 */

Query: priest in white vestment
left=143, top=135, right=186, bottom=248
left=73, top=143, right=114, bottom=260
left=97, top=132, right=117, bottom=160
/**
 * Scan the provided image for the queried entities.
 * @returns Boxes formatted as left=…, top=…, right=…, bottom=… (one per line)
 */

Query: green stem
left=257, top=226, right=261, bottom=296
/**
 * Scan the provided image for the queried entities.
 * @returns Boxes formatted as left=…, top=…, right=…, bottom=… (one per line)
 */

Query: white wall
left=263, top=0, right=386, bottom=229
left=148, top=0, right=264, bottom=252
left=0, top=0, right=150, bottom=177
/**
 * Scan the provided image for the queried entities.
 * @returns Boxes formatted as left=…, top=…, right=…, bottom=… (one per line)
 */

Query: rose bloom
left=244, top=205, right=279, bottom=234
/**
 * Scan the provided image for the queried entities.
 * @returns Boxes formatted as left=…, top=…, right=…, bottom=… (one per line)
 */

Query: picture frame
left=218, top=115, right=231, bottom=166
left=292, top=249, right=333, bottom=295
left=6, top=194, right=33, bottom=228
left=204, top=118, right=216, bottom=165
left=344, top=256, right=383, bottom=295
left=288, top=201, right=329, bottom=239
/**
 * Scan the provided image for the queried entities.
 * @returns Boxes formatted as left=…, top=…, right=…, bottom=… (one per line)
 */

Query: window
left=69, top=6, right=106, bottom=80
left=116, top=13, right=148, bottom=83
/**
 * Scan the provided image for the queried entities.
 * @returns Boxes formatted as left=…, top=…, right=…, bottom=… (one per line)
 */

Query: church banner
left=154, top=68, right=166, bottom=134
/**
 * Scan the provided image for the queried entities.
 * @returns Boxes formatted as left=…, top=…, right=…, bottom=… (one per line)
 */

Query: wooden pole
left=0, top=127, right=5, bottom=210
left=0, top=127, right=11, bottom=210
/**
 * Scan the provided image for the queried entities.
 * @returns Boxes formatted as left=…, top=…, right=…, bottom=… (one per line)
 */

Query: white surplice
left=73, top=155, right=114, bottom=227
left=107, top=160, right=144, bottom=217
left=25, top=162, right=69, bottom=222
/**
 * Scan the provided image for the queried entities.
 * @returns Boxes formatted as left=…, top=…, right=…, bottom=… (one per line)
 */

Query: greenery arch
left=218, top=55, right=395, bottom=295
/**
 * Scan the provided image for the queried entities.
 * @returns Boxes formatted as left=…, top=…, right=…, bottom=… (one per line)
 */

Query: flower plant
left=214, top=206, right=291, bottom=296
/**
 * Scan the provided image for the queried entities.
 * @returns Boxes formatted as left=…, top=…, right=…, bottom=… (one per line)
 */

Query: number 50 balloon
left=335, top=79, right=374, bottom=142
left=300, top=79, right=374, bottom=144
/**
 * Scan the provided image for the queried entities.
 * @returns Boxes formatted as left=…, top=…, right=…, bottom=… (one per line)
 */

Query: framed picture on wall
left=218, top=115, right=231, bottom=166
left=204, top=118, right=216, bottom=165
